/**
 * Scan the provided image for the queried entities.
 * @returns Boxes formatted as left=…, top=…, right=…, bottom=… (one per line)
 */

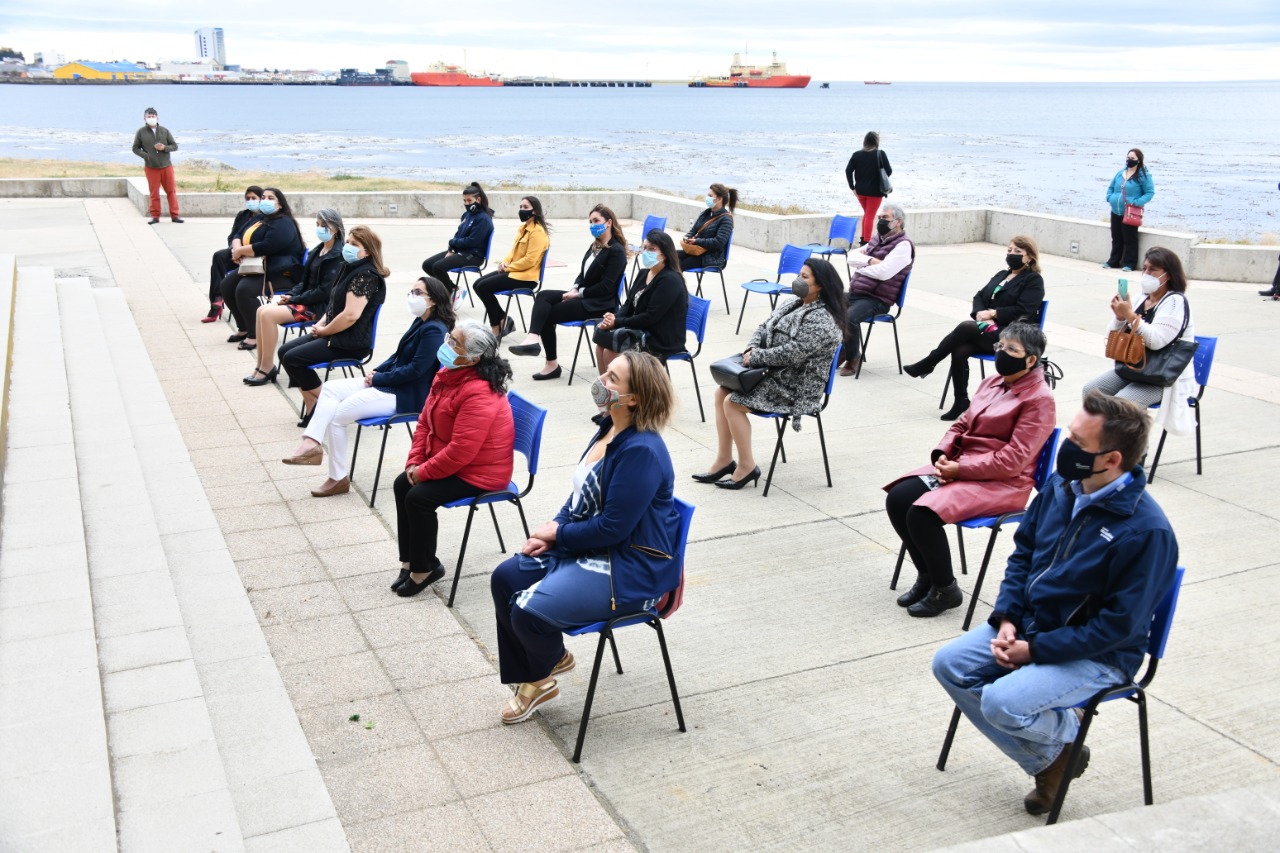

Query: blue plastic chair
left=683, top=232, right=734, bottom=315
left=664, top=296, right=712, bottom=422
left=348, top=412, right=419, bottom=508
left=629, top=214, right=669, bottom=281
left=891, top=428, right=1062, bottom=631
left=937, top=565, right=1186, bottom=825
left=1148, top=336, right=1216, bottom=482
left=941, top=300, right=1049, bottom=410
left=855, top=271, right=911, bottom=378
left=734, top=244, right=815, bottom=335
left=442, top=391, right=548, bottom=608
left=560, top=272, right=627, bottom=386
left=805, top=214, right=860, bottom=272
left=749, top=346, right=842, bottom=497
left=496, top=249, right=551, bottom=333
left=453, top=228, right=496, bottom=308
left=308, top=303, right=382, bottom=382
left=563, top=497, right=695, bottom=763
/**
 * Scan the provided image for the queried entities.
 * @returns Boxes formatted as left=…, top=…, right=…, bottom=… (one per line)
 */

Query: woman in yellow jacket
left=474, top=196, right=551, bottom=339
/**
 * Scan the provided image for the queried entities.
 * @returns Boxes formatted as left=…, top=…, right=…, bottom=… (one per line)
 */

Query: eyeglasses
left=408, top=289, right=427, bottom=297
left=992, top=344, right=1027, bottom=356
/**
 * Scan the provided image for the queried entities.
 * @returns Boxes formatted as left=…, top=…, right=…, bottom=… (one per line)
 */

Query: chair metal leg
left=956, top=526, right=969, bottom=577
left=939, top=372, right=950, bottom=410
left=718, top=272, right=729, bottom=315
left=689, top=360, right=704, bottom=422
left=1149, top=429, right=1168, bottom=482
left=693, top=272, right=704, bottom=299
left=572, top=629, right=612, bottom=763
left=816, top=412, right=832, bottom=487
left=855, top=322, right=873, bottom=379
left=891, top=320, right=903, bottom=374
left=735, top=291, right=751, bottom=334
left=607, top=632, right=623, bottom=675
left=513, top=498, right=530, bottom=539
left=568, top=325, right=586, bottom=386
left=937, top=705, right=963, bottom=770
left=962, top=525, right=1003, bottom=631
left=651, top=619, right=686, bottom=733
left=1137, top=689, right=1153, bottom=805
left=762, top=417, right=789, bottom=497
left=368, top=425, right=392, bottom=509
left=890, top=542, right=907, bottom=589
left=350, top=425, right=364, bottom=484
left=1194, top=404, right=1202, bottom=475
left=1046, top=707, right=1097, bottom=825
left=488, top=504, right=505, bottom=552
left=447, top=505, right=478, bottom=608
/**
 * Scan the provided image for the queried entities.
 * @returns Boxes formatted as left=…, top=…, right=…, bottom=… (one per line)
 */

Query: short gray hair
left=882, top=203, right=906, bottom=229
left=454, top=318, right=498, bottom=362
left=999, top=321, right=1046, bottom=359
left=315, top=208, right=345, bottom=245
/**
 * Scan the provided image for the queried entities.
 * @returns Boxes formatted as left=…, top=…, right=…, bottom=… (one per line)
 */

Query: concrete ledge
left=0, top=254, right=15, bottom=513
left=1187, top=242, right=1280, bottom=283
left=0, top=178, right=128, bottom=198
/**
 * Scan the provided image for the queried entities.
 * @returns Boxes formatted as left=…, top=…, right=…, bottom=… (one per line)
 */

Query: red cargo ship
left=411, top=62, right=503, bottom=87
left=689, top=52, right=810, bottom=88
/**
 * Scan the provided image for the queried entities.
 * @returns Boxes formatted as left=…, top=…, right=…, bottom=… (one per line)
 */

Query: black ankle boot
left=896, top=575, right=931, bottom=608
left=907, top=581, right=963, bottom=617
left=940, top=397, right=970, bottom=421
left=903, top=360, right=934, bottom=379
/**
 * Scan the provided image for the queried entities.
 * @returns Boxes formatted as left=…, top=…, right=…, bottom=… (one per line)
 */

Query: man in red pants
left=131, top=107, right=183, bottom=224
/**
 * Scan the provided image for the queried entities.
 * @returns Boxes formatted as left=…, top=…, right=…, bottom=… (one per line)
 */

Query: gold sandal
left=501, top=679, right=558, bottom=725
left=551, top=651, right=575, bottom=677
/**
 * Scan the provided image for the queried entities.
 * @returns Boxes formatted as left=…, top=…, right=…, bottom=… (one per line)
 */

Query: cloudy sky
left=2, top=1, right=1278, bottom=81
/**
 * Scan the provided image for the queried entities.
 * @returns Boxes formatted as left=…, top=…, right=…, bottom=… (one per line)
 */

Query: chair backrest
left=777, top=244, right=813, bottom=280
left=615, top=272, right=628, bottom=304
left=1148, top=565, right=1185, bottom=660
left=828, top=214, right=860, bottom=247
left=640, top=214, right=667, bottom=241
left=480, top=227, right=495, bottom=265
left=820, top=344, right=842, bottom=406
left=1192, top=336, right=1217, bottom=387
left=507, top=390, right=549, bottom=477
left=895, top=271, right=912, bottom=312
left=685, top=295, right=711, bottom=342
left=1033, top=428, right=1062, bottom=492
left=656, top=497, right=696, bottom=619
left=536, top=247, right=550, bottom=286
left=366, top=303, right=383, bottom=352
left=1037, top=299, right=1049, bottom=330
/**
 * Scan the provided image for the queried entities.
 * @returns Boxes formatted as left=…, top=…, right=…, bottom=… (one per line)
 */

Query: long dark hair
left=710, top=182, right=739, bottom=212
left=646, top=229, right=680, bottom=275
left=263, top=187, right=305, bottom=255
left=1128, top=147, right=1147, bottom=175
left=418, top=276, right=456, bottom=330
left=522, top=196, right=549, bottom=233
left=463, top=182, right=492, bottom=215
left=1144, top=246, right=1187, bottom=293
left=592, top=203, right=627, bottom=247
left=803, top=258, right=848, bottom=335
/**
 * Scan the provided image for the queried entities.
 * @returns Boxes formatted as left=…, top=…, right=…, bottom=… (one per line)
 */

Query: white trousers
left=303, top=377, right=398, bottom=481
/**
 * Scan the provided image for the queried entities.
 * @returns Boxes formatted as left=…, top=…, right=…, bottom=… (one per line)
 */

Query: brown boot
left=1024, top=743, right=1090, bottom=815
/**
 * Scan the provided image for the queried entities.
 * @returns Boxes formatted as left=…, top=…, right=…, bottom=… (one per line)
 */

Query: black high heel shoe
left=243, top=366, right=278, bottom=386
left=227, top=331, right=249, bottom=343
left=715, top=466, right=761, bottom=490
left=692, top=461, right=736, bottom=484
left=297, top=407, right=313, bottom=429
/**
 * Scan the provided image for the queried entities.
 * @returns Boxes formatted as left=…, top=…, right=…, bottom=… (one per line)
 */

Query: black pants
left=844, top=296, right=889, bottom=361
left=393, top=472, right=486, bottom=575
left=528, top=291, right=599, bottom=361
left=422, top=250, right=482, bottom=292
left=491, top=554, right=564, bottom=684
left=1108, top=212, right=1140, bottom=269
left=278, top=333, right=368, bottom=392
left=885, top=477, right=953, bottom=587
left=219, top=271, right=287, bottom=334
left=210, top=247, right=235, bottom=303
left=920, top=320, right=996, bottom=403
left=474, top=271, right=529, bottom=327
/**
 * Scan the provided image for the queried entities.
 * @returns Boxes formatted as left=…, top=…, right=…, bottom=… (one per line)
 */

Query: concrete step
left=0, top=267, right=117, bottom=851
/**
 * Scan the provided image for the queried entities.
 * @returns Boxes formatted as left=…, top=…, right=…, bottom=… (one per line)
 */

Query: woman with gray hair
left=390, top=319, right=516, bottom=598
left=244, top=208, right=347, bottom=384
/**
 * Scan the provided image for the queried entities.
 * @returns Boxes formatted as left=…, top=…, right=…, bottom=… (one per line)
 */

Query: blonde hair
left=348, top=225, right=390, bottom=277
left=620, top=351, right=675, bottom=432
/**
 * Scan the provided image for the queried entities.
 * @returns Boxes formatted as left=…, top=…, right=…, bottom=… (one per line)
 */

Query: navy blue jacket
left=448, top=208, right=495, bottom=257
left=244, top=214, right=305, bottom=281
left=371, top=316, right=448, bottom=414
left=555, top=421, right=681, bottom=609
left=990, top=468, right=1178, bottom=677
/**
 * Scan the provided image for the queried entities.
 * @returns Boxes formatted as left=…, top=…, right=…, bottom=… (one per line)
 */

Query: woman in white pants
left=282, top=276, right=455, bottom=496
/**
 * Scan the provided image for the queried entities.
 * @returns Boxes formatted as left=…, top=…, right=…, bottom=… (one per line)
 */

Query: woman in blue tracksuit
left=490, top=351, right=682, bottom=724
left=1104, top=148, right=1155, bottom=272
left=421, top=182, right=495, bottom=294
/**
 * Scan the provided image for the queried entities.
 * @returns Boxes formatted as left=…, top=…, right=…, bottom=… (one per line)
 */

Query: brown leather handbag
left=1106, top=323, right=1146, bottom=369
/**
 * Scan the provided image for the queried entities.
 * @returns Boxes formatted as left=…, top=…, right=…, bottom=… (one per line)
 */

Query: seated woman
left=694, top=257, right=845, bottom=490
left=884, top=322, right=1056, bottom=617
left=284, top=276, right=456, bottom=498
left=1082, top=246, right=1196, bottom=436
left=278, top=225, right=388, bottom=427
left=592, top=230, right=688, bottom=374
left=421, top=182, right=495, bottom=294
left=676, top=182, right=736, bottom=272
left=473, top=196, right=550, bottom=340
left=508, top=203, right=627, bottom=380
left=244, top=208, right=346, bottom=385
left=391, top=320, right=515, bottom=598
left=203, top=184, right=262, bottom=322
left=903, top=236, right=1046, bottom=421
left=490, top=351, right=680, bottom=724
left=220, top=187, right=306, bottom=349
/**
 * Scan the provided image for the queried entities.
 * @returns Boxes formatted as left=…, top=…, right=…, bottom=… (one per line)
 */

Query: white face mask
left=407, top=294, right=428, bottom=317
left=145, top=116, right=158, bottom=126
left=1139, top=272, right=1164, bottom=295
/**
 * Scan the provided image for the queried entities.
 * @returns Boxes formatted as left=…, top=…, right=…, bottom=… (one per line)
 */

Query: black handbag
left=710, top=353, right=767, bottom=393
left=1115, top=295, right=1197, bottom=387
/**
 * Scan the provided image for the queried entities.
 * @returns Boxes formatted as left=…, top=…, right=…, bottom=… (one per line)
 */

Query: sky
left=2, top=1, right=1279, bottom=81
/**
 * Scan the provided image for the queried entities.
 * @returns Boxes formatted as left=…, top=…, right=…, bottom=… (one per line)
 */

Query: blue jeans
left=932, top=624, right=1128, bottom=775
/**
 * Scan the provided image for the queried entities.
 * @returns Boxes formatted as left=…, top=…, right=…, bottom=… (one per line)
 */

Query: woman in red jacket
left=884, top=322, right=1056, bottom=617
left=391, top=319, right=515, bottom=598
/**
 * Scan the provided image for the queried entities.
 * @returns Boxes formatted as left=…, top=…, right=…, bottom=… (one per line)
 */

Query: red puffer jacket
left=406, top=367, right=514, bottom=491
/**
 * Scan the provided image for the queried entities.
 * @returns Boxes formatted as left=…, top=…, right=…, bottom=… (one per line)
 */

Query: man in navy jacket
left=932, top=392, right=1178, bottom=815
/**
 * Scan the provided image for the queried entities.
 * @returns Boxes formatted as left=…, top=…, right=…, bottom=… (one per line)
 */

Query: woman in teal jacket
left=1104, top=148, right=1155, bottom=271
left=490, top=351, right=681, bottom=725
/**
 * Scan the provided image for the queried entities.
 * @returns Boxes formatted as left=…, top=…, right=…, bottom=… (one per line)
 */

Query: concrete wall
left=0, top=254, right=15, bottom=510
left=0, top=178, right=128, bottom=198
left=986, top=207, right=1198, bottom=266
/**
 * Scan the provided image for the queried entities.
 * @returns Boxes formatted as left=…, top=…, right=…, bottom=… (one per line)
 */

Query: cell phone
left=1117, top=278, right=1129, bottom=300
left=919, top=474, right=941, bottom=491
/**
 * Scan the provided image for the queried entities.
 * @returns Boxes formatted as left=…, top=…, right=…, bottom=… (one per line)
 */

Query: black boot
left=903, top=358, right=935, bottom=378
left=940, top=397, right=970, bottom=421
left=907, top=581, right=963, bottom=617
left=896, top=575, right=931, bottom=608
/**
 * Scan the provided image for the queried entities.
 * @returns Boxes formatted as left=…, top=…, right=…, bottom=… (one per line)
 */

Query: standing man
left=931, top=392, right=1179, bottom=816
left=132, top=107, right=183, bottom=224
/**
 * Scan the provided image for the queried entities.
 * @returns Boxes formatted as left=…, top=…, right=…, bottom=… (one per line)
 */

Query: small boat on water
left=689, top=52, right=810, bottom=89
left=820, top=82, right=830, bottom=89
left=864, top=81, right=891, bottom=85
left=411, top=61, right=503, bottom=87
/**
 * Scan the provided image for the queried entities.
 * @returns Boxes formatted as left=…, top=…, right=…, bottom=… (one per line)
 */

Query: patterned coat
left=731, top=299, right=843, bottom=415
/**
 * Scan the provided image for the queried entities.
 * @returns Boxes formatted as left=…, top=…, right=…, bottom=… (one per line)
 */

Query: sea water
left=0, top=80, right=1277, bottom=240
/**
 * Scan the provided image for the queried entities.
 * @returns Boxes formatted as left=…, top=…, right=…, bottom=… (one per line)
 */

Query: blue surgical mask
left=245, top=199, right=260, bottom=212
left=704, top=195, right=715, bottom=208
left=258, top=199, right=278, bottom=215
left=316, top=227, right=332, bottom=242
left=341, top=244, right=361, bottom=264
left=640, top=250, right=659, bottom=269
left=436, top=341, right=461, bottom=369
left=589, top=222, right=607, bottom=239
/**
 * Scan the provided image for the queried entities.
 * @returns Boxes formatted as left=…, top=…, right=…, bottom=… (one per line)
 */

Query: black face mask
left=1006, top=253, right=1025, bottom=270
left=1056, top=438, right=1114, bottom=481
left=995, top=350, right=1031, bottom=377
left=876, top=219, right=892, bottom=237
left=518, top=209, right=533, bottom=222
left=1125, top=158, right=1138, bottom=168
left=465, top=202, right=479, bottom=213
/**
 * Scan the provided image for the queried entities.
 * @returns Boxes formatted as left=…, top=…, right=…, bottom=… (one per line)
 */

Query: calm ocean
left=1, top=81, right=1277, bottom=240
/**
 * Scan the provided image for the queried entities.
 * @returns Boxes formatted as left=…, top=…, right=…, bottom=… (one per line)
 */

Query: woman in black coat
left=903, top=236, right=1046, bottom=420
left=677, top=183, right=736, bottom=272
left=507, top=204, right=627, bottom=381
left=203, top=184, right=262, bottom=322
left=593, top=230, right=689, bottom=374
left=221, top=187, right=305, bottom=347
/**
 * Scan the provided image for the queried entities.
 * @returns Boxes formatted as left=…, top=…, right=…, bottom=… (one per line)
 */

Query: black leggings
left=219, top=271, right=288, bottom=334
left=210, top=247, right=235, bottom=303
left=920, top=320, right=996, bottom=403
left=885, top=476, right=954, bottom=587
left=528, top=291, right=599, bottom=361
left=474, top=271, right=528, bottom=327
left=1107, top=213, right=1140, bottom=269
left=278, top=333, right=368, bottom=392
left=421, top=250, right=482, bottom=292
left=393, top=472, right=486, bottom=575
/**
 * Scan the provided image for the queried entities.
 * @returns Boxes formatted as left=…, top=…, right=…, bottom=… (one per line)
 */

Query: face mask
left=437, top=341, right=461, bottom=369
left=245, top=199, right=260, bottom=212
left=258, top=199, right=278, bottom=215
left=341, top=243, right=361, bottom=264
left=590, top=376, right=631, bottom=415
left=518, top=209, right=533, bottom=222
left=465, top=202, right=478, bottom=213
left=705, top=195, right=716, bottom=208
left=316, top=227, right=332, bottom=242
left=1139, top=272, right=1164, bottom=295
left=876, top=219, right=892, bottom=237
left=407, top=294, right=428, bottom=317
left=790, top=277, right=810, bottom=299
left=145, top=116, right=157, bottom=126
left=1056, top=438, right=1113, bottom=481
left=1006, top=253, right=1025, bottom=270
left=640, top=250, right=659, bottom=269
left=995, top=350, right=1031, bottom=377
left=589, top=222, right=608, bottom=239
left=1125, top=158, right=1138, bottom=168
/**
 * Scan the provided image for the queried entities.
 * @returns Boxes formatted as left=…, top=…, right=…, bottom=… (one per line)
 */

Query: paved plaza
left=1, top=196, right=1277, bottom=851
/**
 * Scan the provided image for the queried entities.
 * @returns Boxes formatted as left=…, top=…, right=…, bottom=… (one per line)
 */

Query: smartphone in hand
left=1117, top=278, right=1129, bottom=300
